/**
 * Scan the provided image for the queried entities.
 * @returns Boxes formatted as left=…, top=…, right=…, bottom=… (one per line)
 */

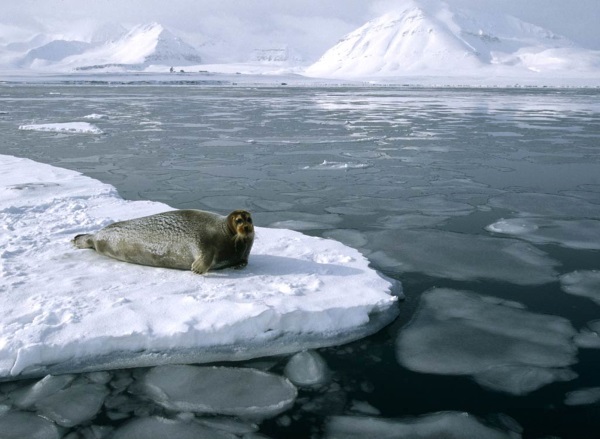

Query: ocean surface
left=1, top=82, right=599, bottom=438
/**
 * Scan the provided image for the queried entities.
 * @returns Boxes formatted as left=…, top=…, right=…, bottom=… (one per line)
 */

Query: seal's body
left=73, top=209, right=254, bottom=274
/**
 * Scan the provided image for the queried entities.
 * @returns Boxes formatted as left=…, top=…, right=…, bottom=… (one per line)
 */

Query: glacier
left=0, top=154, right=400, bottom=380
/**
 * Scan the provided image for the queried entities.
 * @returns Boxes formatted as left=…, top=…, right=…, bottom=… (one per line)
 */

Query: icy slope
left=54, top=23, right=202, bottom=70
left=0, top=154, right=398, bottom=380
left=305, top=0, right=600, bottom=78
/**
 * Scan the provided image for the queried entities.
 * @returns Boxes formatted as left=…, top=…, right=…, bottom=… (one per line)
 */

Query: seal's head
left=227, top=210, right=254, bottom=239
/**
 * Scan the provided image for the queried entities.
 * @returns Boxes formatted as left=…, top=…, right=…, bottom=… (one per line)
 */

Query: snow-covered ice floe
left=0, top=154, right=399, bottom=380
left=18, top=122, right=103, bottom=134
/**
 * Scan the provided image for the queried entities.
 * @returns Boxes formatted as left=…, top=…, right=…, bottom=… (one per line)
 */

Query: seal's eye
left=236, top=218, right=244, bottom=224
left=247, top=217, right=252, bottom=223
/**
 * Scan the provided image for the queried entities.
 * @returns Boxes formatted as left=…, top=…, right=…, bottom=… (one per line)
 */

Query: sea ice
left=488, top=192, right=600, bottom=219
left=324, top=411, right=520, bottom=439
left=139, top=365, right=297, bottom=419
left=0, top=411, right=60, bottom=439
left=396, top=289, right=577, bottom=395
left=111, top=416, right=234, bottom=439
left=366, top=229, right=559, bottom=285
left=12, top=374, right=76, bottom=409
left=0, top=154, right=398, bottom=379
left=564, top=387, right=600, bottom=406
left=284, top=350, right=330, bottom=388
left=18, top=122, right=103, bottom=134
left=486, top=218, right=600, bottom=250
left=559, top=270, right=600, bottom=305
left=34, top=382, right=109, bottom=427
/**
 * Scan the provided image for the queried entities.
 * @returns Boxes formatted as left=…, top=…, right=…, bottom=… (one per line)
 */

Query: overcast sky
left=2, top=0, right=599, bottom=60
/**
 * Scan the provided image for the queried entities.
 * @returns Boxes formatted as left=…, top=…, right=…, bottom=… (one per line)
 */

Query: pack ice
left=0, top=154, right=399, bottom=380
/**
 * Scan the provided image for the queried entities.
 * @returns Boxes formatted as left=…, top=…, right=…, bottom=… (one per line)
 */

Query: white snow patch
left=0, top=154, right=398, bottom=379
left=18, top=122, right=103, bottom=134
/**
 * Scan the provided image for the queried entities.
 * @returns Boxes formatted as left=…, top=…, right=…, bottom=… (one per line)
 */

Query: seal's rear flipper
left=73, top=234, right=94, bottom=249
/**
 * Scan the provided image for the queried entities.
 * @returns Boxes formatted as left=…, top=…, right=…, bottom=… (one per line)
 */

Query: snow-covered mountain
left=14, top=23, right=202, bottom=71
left=305, top=0, right=600, bottom=78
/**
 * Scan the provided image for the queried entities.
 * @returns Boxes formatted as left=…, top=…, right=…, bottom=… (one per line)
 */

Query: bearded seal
left=73, top=209, right=254, bottom=274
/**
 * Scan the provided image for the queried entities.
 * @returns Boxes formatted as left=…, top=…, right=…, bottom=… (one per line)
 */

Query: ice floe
left=18, top=122, right=103, bottom=134
left=325, top=411, right=520, bottom=439
left=0, top=154, right=399, bottom=380
left=486, top=218, right=600, bottom=250
left=139, top=365, right=297, bottom=418
left=560, top=270, right=600, bottom=305
left=0, top=411, right=61, bottom=439
left=366, top=229, right=559, bottom=285
left=395, top=289, right=578, bottom=395
left=564, top=387, right=600, bottom=406
left=111, top=416, right=234, bottom=439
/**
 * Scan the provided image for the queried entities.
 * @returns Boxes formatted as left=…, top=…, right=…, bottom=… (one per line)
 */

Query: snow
left=304, top=1, right=600, bottom=81
left=395, top=288, right=578, bottom=395
left=325, top=411, right=519, bottom=439
left=139, top=365, right=297, bottom=418
left=0, top=154, right=398, bottom=380
left=18, top=122, right=103, bottom=134
left=1, top=2, right=599, bottom=85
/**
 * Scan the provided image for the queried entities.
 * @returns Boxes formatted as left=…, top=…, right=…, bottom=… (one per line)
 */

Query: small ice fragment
left=0, top=411, right=60, bottom=439
left=13, top=374, right=76, bottom=409
left=284, top=350, right=330, bottom=388
left=111, top=416, right=233, bottom=439
left=564, top=387, right=600, bottom=406
left=349, top=400, right=381, bottom=415
left=474, top=365, right=577, bottom=395
left=485, top=218, right=537, bottom=235
left=35, top=382, right=109, bottom=427
left=18, top=122, right=103, bottom=134
left=141, top=365, right=297, bottom=418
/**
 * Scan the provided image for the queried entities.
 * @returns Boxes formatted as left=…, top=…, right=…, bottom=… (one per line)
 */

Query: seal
left=73, top=209, right=254, bottom=274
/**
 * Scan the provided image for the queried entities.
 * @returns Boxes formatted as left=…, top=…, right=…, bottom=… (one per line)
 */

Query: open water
left=1, top=82, right=599, bottom=438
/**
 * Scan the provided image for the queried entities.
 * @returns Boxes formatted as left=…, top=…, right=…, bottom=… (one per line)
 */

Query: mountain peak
left=305, top=2, right=597, bottom=78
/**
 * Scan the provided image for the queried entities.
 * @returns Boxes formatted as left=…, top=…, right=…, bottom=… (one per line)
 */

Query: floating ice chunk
left=367, top=229, right=559, bottom=285
left=488, top=192, right=600, bottom=219
left=111, top=416, right=234, bottom=439
left=486, top=218, right=600, bottom=250
left=564, top=387, right=600, bottom=406
left=473, top=365, right=577, bottom=395
left=349, top=400, right=381, bottom=415
left=486, top=218, right=538, bottom=235
left=560, top=270, right=600, bottom=305
left=34, top=382, right=109, bottom=427
left=83, top=114, right=107, bottom=120
left=325, top=411, right=519, bottom=439
left=396, top=289, right=577, bottom=395
left=284, top=350, right=330, bottom=388
left=18, top=122, right=103, bottom=134
left=0, top=411, right=60, bottom=439
left=302, top=160, right=369, bottom=170
left=141, top=365, right=297, bottom=419
left=12, top=374, right=76, bottom=409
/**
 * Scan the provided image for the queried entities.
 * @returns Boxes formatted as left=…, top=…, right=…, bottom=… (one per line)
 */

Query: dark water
left=1, top=83, right=600, bottom=438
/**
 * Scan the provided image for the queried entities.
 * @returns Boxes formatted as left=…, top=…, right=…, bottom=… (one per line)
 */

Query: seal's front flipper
left=191, top=254, right=212, bottom=275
